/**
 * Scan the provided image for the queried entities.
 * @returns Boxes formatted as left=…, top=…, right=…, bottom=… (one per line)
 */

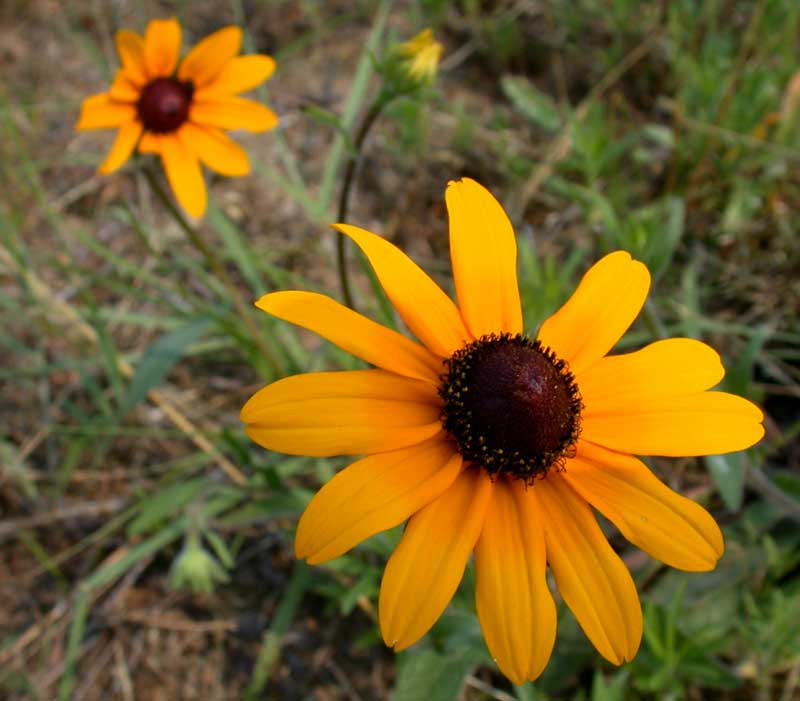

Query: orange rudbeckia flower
left=241, top=179, right=764, bottom=684
left=76, top=18, right=277, bottom=217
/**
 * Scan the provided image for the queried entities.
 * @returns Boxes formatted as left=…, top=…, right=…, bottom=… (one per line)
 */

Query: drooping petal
left=296, top=436, right=461, bottom=564
left=578, top=338, right=725, bottom=411
left=196, top=55, right=276, bottom=97
left=581, top=391, right=765, bottom=456
left=380, top=468, right=493, bottom=650
left=533, top=475, right=642, bottom=665
left=143, top=18, right=181, bottom=78
left=241, top=370, right=443, bottom=457
left=536, top=251, right=651, bottom=376
left=334, top=224, right=471, bottom=358
left=159, top=133, right=207, bottom=218
left=446, top=178, right=523, bottom=337
left=474, top=479, right=556, bottom=684
left=115, top=30, right=147, bottom=85
left=178, top=123, right=250, bottom=176
left=190, top=96, right=278, bottom=132
left=563, top=442, right=723, bottom=571
left=75, top=94, right=136, bottom=130
left=256, top=291, right=443, bottom=385
left=178, top=26, right=242, bottom=87
left=98, top=120, right=143, bottom=174
left=108, top=70, right=141, bottom=102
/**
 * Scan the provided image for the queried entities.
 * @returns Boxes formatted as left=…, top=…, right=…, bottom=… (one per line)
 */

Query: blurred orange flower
left=76, top=18, right=277, bottom=217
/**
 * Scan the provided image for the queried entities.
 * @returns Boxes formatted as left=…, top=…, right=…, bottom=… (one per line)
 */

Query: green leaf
left=204, top=529, right=235, bottom=569
left=340, top=568, right=380, bottom=615
left=772, top=471, right=800, bottom=503
left=127, top=479, right=207, bottom=537
left=207, top=205, right=266, bottom=296
left=642, top=196, right=686, bottom=280
left=705, top=452, right=747, bottom=511
left=318, top=0, right=391, bottom=212
left=725, top=326, right=770, bottom=396
left=0, top=438, right=37, bottom=499
left=391, top=648, right=476, bottom=701
left=591, top=669, right=629, bottom=701
left=501, top=75, right=562, bottom=132
left=245, top=562, right=311, bottom=700
left=303, top=104, right=353, bottom=144
left=120, top=318, right=210, bottom=416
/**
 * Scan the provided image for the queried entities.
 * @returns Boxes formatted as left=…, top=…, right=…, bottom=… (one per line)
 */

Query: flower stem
left=143, top=166, right=282, bottom=377
left=335, top=98, right=390, bottom=309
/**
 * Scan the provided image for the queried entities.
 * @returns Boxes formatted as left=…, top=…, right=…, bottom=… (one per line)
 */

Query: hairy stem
left=144, top=166, right=281, bottom=377
left=335, top=98, right=390, bottom=309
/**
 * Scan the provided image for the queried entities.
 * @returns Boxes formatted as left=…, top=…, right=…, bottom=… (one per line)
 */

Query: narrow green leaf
left=127, top=479, right=207, bottom=537
left=501, top=75, right=563, bottom=132
left=644, top=196, right=686, bottom=280
left=318, top=0, right=391, bottom=212
left=207, top=204, right=266, bottom=296
left=204, top=529, right=235, bottom=569
left=245, top=562, right=311, bottom=700
left=120, top=318, right=210, bottom=416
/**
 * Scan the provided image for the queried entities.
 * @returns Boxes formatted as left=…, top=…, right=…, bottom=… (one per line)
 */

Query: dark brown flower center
left=439, top=333, right=582, bottom=482
left=137, top=77, right=194, bottom=133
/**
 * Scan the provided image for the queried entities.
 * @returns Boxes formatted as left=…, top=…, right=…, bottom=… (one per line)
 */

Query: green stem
left=143, top=167, right=281, bottom=376
left=335, top=98, right=391, bottom=309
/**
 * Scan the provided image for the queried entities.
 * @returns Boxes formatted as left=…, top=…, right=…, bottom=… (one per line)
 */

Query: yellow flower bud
left=397, top=28, right=443, bottom=83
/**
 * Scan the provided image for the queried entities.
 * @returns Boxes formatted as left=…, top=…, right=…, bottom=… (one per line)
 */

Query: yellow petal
left=178, top=26, right=242, bottom=86
left=108, top=70, right=141, bottom=102
left=98, top=121, right=143, bottom=174
left=380, top=468, right=493, bottom=650
left=474, top=479, right=556, bottom=684
left=115, top=29, right=147, bottom=85
left=537, top=251, right=651, bottom=375
left=563, top=442, right=724, bottom=571
left=159, top=133, right=207, bottom=218
left=75, top=94, right=136, bottom=130
left=256, top=291, right=443, bottom=384
left=296, top=436, right=461, bottom=564
left=196, top=55, right=276, bottom=97
left=335, top=223, right=471, bottom=358
left=178, top=123, right=250, bottom=176
left=445, top=178, right=523, bottom=337
left=578, top=338, right=725, bottom=412
left=581, top=391, right=765, bottom=456
left=241, top=369, right=442, bottom=457
left=190, top=96, right=278, bottom=132
left=138, top=132, right=162, bottom=154
left=533, top=475, right=642, bottom=665
left=143, top=18, right=181, bottom=78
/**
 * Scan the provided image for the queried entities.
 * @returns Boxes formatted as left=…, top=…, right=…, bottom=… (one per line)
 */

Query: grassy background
left=1, top=0, right=799, bottom=699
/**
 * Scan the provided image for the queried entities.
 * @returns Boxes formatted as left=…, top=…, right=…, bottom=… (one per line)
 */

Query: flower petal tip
left=445, top=176, right=482, bottom=192
left=386, top=635, right=412, bottom=652
left=253, top=293, right=275, bottom=313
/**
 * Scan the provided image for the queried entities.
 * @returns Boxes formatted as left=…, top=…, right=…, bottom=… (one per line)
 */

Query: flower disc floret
left=439, top=333, right=583, bottom=482
left=137, top=77, right=194, bottom=133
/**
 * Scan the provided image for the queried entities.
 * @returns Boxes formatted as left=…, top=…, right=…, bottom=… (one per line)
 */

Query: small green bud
left=169, top=534, right=229, bottom=594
